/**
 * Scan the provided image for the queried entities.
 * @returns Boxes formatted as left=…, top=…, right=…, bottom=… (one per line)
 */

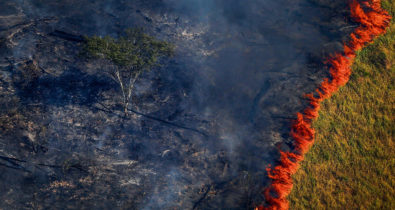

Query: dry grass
left=288, top=1, right=395, bottom=209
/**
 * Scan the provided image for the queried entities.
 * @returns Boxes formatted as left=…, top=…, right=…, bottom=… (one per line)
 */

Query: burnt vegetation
left=1, top=0, right=392, bottom=209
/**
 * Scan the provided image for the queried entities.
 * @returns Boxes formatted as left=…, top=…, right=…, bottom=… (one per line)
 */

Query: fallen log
left=49, top=30, right=85, bottom=42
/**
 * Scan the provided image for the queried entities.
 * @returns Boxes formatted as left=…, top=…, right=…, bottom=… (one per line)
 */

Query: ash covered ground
left=0, top=0, right=356, bottom=209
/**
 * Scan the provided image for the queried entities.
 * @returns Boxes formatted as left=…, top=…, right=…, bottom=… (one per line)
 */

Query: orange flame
left=257, top=1, right=391, bottom=209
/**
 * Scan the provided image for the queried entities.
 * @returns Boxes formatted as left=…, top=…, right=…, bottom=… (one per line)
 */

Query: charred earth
left=0, top=0, right=361, bottom=209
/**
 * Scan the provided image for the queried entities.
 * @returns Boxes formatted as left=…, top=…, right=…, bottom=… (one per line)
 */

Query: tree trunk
left=123, top=72, right=140, bottom=115
left=124, top=102, right=129, bottom=116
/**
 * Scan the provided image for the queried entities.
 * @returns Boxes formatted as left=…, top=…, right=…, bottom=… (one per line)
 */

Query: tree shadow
left=16, top=67, right=115, bottom=107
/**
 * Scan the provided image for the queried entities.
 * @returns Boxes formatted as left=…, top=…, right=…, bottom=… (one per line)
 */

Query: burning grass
left=256, top=0, right=393, bottom=209
left=288, top=0, right=394, bottom=209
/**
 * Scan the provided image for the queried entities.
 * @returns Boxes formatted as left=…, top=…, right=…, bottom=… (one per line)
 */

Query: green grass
left=288, top=1, right=395, bottom=209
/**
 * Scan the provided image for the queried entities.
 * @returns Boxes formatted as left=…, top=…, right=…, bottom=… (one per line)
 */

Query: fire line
left=256, top=0, right=391, bottom=209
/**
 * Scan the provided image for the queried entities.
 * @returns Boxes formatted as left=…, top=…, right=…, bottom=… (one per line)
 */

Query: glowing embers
left=258, top=0, right=391, bottom=209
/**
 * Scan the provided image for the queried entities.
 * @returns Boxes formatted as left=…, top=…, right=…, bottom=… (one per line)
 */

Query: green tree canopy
left=83, top=28, right=174, bottom=114
left=83, top=28, right=174, bottom=71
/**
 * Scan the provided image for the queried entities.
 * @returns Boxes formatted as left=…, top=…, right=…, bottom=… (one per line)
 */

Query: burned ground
left=0, top=0, right=357, bottom=209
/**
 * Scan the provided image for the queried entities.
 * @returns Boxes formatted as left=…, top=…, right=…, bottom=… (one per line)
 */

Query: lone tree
left=83, top=28, right=174, bottom=114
